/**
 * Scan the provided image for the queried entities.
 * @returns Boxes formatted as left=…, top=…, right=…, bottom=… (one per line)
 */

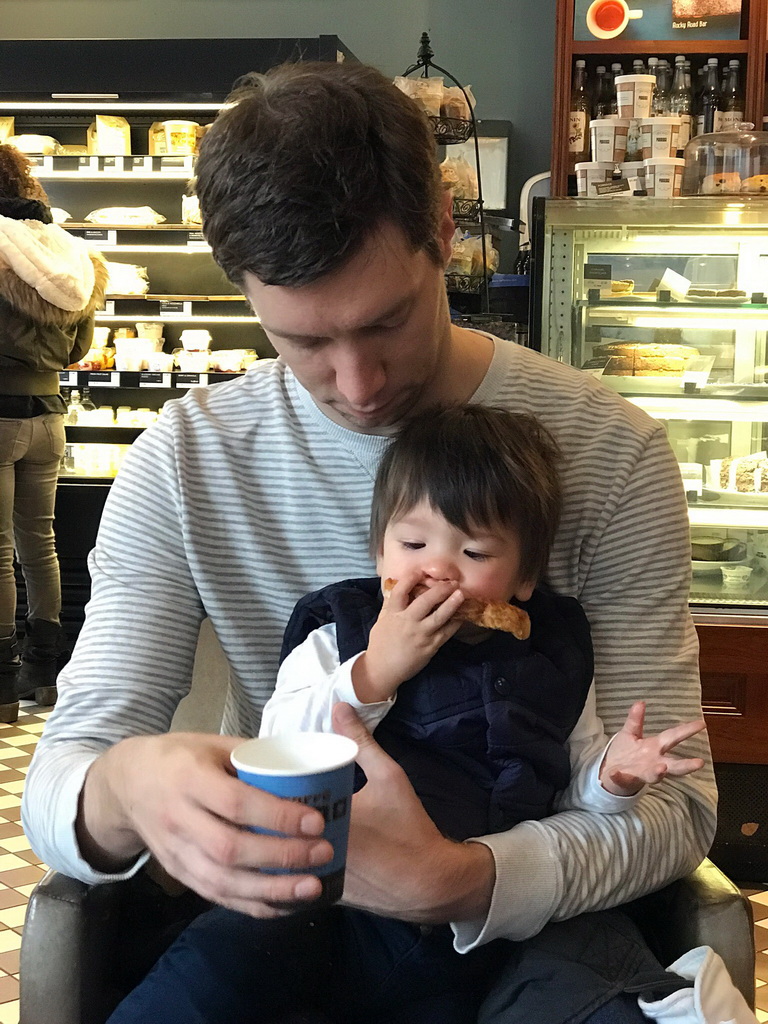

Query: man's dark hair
left=195, top=61, right=443, bottom=288
left=370, top=406, right=562, bottom=586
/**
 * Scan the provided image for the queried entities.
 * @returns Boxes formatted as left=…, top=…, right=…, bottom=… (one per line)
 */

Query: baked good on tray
left=719, top=453, right=768, bottom=493
left=594, top=342, right=700, bottom=377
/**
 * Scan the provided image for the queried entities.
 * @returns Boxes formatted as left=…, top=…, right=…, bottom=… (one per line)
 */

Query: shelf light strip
left=95, top=316, right=259, bottom=324
left=0, top=102, right=223, bottom=111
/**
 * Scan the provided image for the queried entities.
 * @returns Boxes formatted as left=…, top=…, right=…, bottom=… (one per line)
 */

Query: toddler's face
left=376, top=500, right=534, bottom=604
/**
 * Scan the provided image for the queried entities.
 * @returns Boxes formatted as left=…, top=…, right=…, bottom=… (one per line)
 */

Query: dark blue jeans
left=106, top=906, right=650, bottom=1024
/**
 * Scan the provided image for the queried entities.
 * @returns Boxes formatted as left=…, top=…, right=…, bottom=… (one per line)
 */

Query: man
left=22, top=61, right=715, bottom=1020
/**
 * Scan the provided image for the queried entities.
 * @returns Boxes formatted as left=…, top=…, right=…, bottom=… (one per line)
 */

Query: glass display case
left=532, top=195, right=768, bottom=613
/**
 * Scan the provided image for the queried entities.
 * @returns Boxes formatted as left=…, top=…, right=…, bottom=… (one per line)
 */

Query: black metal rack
left=402, top=32, right=492, bottom=314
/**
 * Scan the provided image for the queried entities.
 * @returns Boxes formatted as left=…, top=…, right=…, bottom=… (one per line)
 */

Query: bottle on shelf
left=700, top=58, right=722, bottom=135
left=656, top=60, right=672, bottom=115
left=568, top=60, right=590, bottom=171
left=608, top=63, right=622, bottom=116
left=670, top=55, right=693, bottom=150
left=594, top=65, right=614, bottom=119
left=720, top=60, right=744, bottom=132
left=64, top=389, right=83, bottom=426
left=632, top=58, right=646, bottom=76
left=81, top=387, right=97, bottom=413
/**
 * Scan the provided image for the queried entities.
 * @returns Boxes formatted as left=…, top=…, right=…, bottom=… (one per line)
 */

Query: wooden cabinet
left=699, top=622, right=768, bottom=763
left=551, top=0, right=768, bottom=195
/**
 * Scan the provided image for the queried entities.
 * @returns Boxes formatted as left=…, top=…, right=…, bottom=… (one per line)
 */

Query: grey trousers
left=0, top=414, right=65, bottom=633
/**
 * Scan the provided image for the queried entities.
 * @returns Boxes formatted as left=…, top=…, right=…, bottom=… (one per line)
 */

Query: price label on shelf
left=580, top=357, right=609, bottom=378
left=132, top=156, right=154, bottom=173
left=159, top=300, right=185, bottom=316
left=681, top=355, right=715, bottom=391
left=102, top=156, right=125, bottom=174
left=86, top=371, right=120, bottom=388
left=139, top=372, right=172, bottom=388
left=78, top=156, right=98, bottom=174
left=83, top=229, right=116, bottom=246
left=59, top=371, right=79, bottom=386
left=175, top=373, right=209, bottom=388
left=186, top=231, right=207, bottom=248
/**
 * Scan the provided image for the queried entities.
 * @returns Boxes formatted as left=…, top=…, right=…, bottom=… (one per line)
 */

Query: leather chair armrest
left=627, top=858, right=755, bottom=1010
left=20, top=870, right=125, bottom=1024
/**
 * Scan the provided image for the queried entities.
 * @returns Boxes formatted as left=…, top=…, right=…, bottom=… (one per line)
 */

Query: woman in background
left=0, top=143, right=106, bottom=720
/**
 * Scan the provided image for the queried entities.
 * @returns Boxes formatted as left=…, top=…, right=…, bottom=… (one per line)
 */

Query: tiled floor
left=0, top=702, right=51, bottom=1024
left=0, top=704, right=765, bottom=1024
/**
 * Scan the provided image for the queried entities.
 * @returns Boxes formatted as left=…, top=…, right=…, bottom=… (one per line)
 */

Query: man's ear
left=438, top=189, right=455, bottom=266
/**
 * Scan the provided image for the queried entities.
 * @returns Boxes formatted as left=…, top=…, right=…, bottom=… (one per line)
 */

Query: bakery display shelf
left=67, top=223, right=200, bottom=231
left=65, top=426, right=144, bottom=444
left=582, top=299, right=765, bottom=314
left=626, top=396, right=768, bottom=423
left=99, top=244, right=212, bottom=254
left=689, top=573, right=768, bottom=606
left=95, top=314, right=258, bottom=324
left=0, top=102, right=222, bottom=113
left=104, top=294, right=249, bottom=302
left=58, top=470, right=119, bottom=482
left=688, top=506, right=768, bottom=530
left=34, top=170, right=192, bottom=181
left=59, top=370, right=245, bottom=389
left=573, top=40, right=748, bottom=56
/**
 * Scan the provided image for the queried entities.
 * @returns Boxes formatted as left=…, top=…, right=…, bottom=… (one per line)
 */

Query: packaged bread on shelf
left=182, top=194, right=202, bottom=225
left=0, top=118, right=14, bottom=143
left=148, top=122, right=167, bottom=156
left=94, top=115, right=132, bottom=155
left=8, top=134, right=61, bottom=155
left=86, top=206, right=166, bottom=226
left=105, top=261, right=150, bottom=296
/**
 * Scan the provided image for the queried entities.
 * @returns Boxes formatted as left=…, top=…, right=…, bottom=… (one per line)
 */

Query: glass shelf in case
left=535, top=196, right=768, bottom=610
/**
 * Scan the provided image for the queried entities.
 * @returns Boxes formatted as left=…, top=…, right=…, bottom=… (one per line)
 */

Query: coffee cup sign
left=586, top=0, right=643, bottom=39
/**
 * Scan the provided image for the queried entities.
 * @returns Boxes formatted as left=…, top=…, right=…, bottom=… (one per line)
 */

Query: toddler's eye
left=465, top=550, right=489, bottom=561
left=401, top=541, right=425, bottom=550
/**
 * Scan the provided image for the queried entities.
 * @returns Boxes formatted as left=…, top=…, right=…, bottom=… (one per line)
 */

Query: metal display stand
left=402, top=32, right=492, bottom=313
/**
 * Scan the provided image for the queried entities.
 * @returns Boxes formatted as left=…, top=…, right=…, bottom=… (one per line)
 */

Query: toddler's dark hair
left=370, top=405, right=562, bottom=585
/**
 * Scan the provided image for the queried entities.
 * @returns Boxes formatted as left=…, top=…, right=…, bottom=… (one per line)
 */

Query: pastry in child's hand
left=383, top=578, right=531, bottom=640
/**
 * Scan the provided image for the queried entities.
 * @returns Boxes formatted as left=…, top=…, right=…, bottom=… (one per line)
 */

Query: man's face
left=242, top=220, right=453, bottom=433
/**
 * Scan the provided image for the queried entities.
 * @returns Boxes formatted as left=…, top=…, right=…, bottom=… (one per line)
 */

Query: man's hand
left=352, top=572, right=464, bottom=703
left=332, top=702, right=495, bottom=924
left=599, top=701, right=706, bottom=797
left=77, top=732, right=334, bottom=917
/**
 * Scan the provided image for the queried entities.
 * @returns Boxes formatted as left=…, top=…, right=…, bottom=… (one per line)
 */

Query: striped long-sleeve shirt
left=22, top=335, right=716, bottom=950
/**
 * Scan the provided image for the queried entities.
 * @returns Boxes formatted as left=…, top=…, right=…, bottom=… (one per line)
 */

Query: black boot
left=16, top=618, right=62, bottom=706
left=0, top=633, right=21, bottom=723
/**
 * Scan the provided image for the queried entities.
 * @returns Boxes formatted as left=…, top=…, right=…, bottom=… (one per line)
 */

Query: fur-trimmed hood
left=0, top=215, right=107, bottom=329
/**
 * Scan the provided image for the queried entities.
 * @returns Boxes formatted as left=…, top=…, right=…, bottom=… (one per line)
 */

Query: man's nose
left=333, top=346, right=387, bottom=408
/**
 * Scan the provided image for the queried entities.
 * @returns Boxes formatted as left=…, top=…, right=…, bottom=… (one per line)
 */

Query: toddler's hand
left=351, top=573, right=465, bottom=704
left=599, top=701, right=706, bottom=797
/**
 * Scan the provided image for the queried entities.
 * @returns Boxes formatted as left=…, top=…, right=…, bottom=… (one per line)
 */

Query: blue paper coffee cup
left=231, top=732, right=359, bottom=906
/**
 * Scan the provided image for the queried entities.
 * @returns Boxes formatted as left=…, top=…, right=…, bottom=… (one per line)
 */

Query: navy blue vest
left=280, top=578, right=594, bottom=842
